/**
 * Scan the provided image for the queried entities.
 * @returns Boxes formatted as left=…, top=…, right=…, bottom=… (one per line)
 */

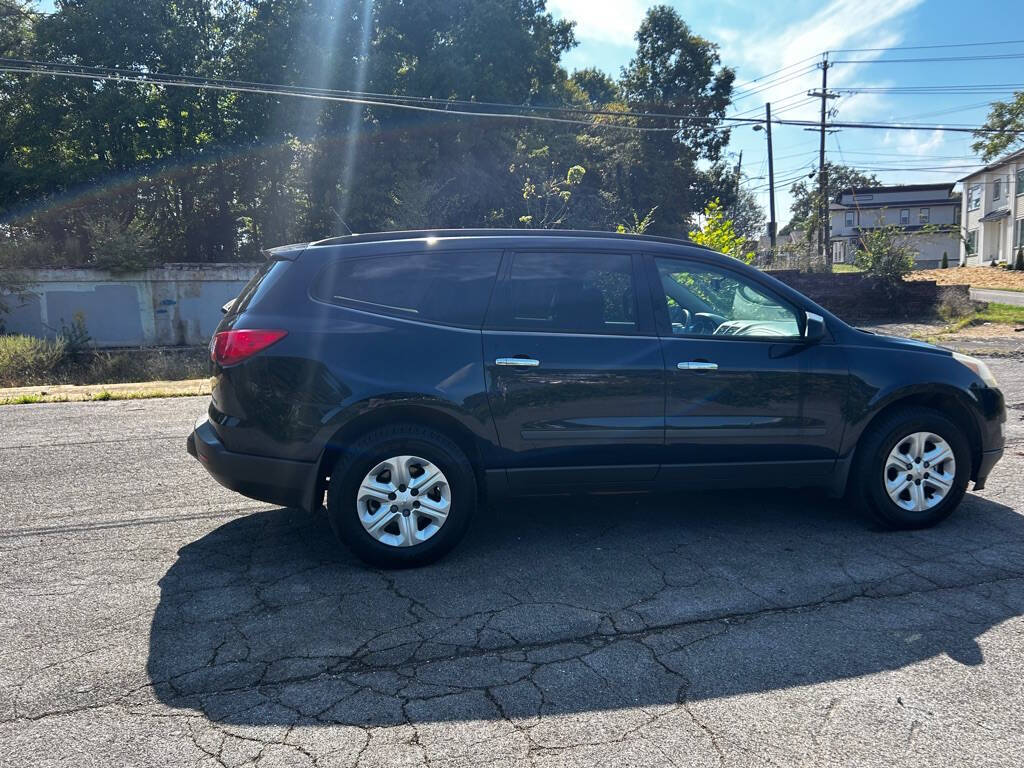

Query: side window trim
left=483, top=249, right=647, bottom=337
left=644, top=253, right=805, bottom=342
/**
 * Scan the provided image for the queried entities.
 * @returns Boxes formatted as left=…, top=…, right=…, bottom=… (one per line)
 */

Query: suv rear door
left=482, top=249, right=664, bottom=489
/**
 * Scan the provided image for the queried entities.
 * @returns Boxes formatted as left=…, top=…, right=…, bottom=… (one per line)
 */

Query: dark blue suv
left=187, top=230, right=1006, bottom=567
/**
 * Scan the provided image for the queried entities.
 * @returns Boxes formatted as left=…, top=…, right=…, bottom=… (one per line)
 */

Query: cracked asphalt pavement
left=2, top=357, right=1024, bottom=767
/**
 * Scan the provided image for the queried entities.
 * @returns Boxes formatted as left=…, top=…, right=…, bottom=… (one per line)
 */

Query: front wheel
left=850, top=407, right=971, bottom=530
left=327, top=424, right=477, bottom=568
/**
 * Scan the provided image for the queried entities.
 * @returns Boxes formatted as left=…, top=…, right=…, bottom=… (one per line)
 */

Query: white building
left=958, top=148, right=1024, bottom=266
left=829, top=184, right=961, bottom=269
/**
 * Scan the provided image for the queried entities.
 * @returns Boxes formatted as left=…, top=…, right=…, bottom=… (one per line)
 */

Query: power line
left=2, top=58, right=1022, bottom=136
left=829, top=38, right=1024, bottom=53
left=833, top=52, right=1024, bottom=64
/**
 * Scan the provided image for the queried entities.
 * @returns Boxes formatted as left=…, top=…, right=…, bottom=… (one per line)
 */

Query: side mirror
left=803, top=311, right=826, bottom=343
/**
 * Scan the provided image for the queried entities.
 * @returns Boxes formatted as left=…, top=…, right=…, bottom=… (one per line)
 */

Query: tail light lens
left=210, top=329, right=288, bottom=367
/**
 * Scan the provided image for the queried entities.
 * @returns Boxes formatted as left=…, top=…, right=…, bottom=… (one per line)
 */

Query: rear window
left=226, top=260, right=278, bottom=317
left=312, top=250, right=501, bottom=327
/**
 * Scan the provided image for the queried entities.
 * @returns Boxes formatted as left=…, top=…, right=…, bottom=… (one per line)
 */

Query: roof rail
left=309, top=228, right=702, bottom=250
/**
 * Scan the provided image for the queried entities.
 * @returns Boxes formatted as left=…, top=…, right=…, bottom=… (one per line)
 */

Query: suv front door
left=647, top=253, right=848, bottom=488
left=482, top=250, right=664, bottom=489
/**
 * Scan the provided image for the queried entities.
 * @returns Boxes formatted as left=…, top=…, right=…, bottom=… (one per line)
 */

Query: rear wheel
left=850, top=407, right=971, bottom=529
left=327, top=424, right=476, bottom=567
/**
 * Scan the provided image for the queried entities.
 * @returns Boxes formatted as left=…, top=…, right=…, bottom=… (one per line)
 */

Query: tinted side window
left=313, top=251, right=500, bottom=327
left=655, top=257, right=800, bottom=339
left=491, top=252, right=637, bottom=334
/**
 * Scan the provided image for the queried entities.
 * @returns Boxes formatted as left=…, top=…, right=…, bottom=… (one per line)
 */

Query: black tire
left=326, top=424, right=476, bottom=568
left=849, top=406, right=971, bottom=530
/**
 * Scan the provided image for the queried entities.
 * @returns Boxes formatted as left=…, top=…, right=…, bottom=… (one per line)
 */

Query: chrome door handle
left=677, top=361, right=718, bottom=371
left=496, top=357, right=540, bottom=367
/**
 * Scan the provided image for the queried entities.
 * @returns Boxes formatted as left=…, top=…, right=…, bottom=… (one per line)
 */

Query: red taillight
left=211, top=329, right=288, bottom=367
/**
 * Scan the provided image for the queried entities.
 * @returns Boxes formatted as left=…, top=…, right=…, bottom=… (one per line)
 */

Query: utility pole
left=765, top=102, right=776, bottom=251
left=808, top=54, right=839, bottom=269
left=734, top=149, right=743, bottom=198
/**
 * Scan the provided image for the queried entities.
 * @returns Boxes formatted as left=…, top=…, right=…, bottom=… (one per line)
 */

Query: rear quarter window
left=311, top=250, right=501, bottom=327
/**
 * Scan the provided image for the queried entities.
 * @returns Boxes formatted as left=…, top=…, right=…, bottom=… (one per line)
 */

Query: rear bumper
left=973, top=447, right=1004, bottom=491
left=187, top=416, right=317, bottom=510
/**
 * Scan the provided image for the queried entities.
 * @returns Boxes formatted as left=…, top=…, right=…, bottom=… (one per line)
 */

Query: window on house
left=919, top=208, right=929, bottom=224
left=1017, top=169, right=1024, bottom=196
left=845, top=210, right=855, bottom=227
left=967, top=184, right=982, bottom=211
left=994, top=178, right=1002, bottom=200
left=900, top=209, right=910, bottom=226
left=967, top=230, right=977, bottom=254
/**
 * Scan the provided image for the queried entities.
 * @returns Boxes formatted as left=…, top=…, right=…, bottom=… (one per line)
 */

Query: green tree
left=617, top=5, right=734, bottom=236
left=783, top=163, right=879, bottom=235
left=724, top=186, right=766, bottom=243
left=571, top=68, right=620, bottom=106
left=972, top=92, right=1024, bottom=161
left=688, top=198, right=753, bottom=263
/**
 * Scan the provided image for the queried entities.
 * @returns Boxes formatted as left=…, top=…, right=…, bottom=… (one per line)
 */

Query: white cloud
left=721, top=0, right=924, bottom=125
left=882, top=128, right=947, bottom=156
left=547, top=0, right=646, bottom=47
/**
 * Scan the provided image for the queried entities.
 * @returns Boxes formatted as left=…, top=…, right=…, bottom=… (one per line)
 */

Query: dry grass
left=908, top=267, right=1024, bottom=292
left=0, top=378, right=212, bottom=405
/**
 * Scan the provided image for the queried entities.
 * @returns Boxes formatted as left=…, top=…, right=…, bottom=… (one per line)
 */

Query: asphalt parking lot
left=2, top=358, right=1023, bottom=768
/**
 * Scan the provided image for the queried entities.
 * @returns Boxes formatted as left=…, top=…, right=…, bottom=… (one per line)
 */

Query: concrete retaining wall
left=769, top=270, right=970, bottom=321
left=1, top=263, right=973, bottom=347
left=0, top=264, right=259, bottom=347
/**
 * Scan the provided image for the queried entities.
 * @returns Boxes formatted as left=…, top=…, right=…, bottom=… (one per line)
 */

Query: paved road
left=2, top=359, right=1024, bottom=767
left=971, top=287, right=1024, bottom=307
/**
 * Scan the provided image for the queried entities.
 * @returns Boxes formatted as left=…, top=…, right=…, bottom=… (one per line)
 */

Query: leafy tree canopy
left=972, top=91, right=1024, bottom=161
left=1, top=0, right=740, bottom=271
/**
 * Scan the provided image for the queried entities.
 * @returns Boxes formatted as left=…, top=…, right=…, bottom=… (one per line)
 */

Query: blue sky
left=549, top=0, right=1024, bottom=224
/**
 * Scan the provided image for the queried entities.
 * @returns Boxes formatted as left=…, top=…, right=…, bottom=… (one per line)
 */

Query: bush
left=0, top=334, right=209, bottom=388
left=854, top=225, right=915, bottom=286
left=1015, top=248, right=1024, bottom=271
left=0, top=335, right=72, bottom=387
left=941, top=252, right=948, bottom=269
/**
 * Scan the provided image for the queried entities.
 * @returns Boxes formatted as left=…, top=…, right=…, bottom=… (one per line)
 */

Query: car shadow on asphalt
left=147, top=490, right=1024, bottom=727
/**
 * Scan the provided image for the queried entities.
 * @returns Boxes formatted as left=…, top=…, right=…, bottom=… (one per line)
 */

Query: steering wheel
left=668, top=304, right=691, bottom=329
left=691, top=312, right=726, bottom=335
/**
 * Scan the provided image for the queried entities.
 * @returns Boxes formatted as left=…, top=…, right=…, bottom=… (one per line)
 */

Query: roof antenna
left=330, top=207, right=354, bottom=236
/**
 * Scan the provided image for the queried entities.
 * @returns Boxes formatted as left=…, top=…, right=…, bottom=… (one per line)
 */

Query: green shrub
left=941, top=252, right=948, bottom=269
left=1015, top=248, right=1024, bottom=271
left=0, top=335, right=72, bottom=387
left=854, top=225, right=915, bottom=286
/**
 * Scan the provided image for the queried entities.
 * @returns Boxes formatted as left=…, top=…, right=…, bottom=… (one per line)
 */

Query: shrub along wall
left=768, top=270, right=971, bottom=322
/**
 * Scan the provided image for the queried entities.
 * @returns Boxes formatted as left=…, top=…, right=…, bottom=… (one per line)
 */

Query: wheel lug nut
left=399, top=484, right=407, bottom=492
left=390, top=505, right=398, bottom=513
left=388, top=492, right=396, bottom=500
left=906, top=474, right=913, bottom=481
left=410, top=488, right=418, bottom=496
left=413, top=500, right=420, bottom=508
left=914, top=479, right=921, bottom=485
left=924, top=462, right=930, bottom=468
